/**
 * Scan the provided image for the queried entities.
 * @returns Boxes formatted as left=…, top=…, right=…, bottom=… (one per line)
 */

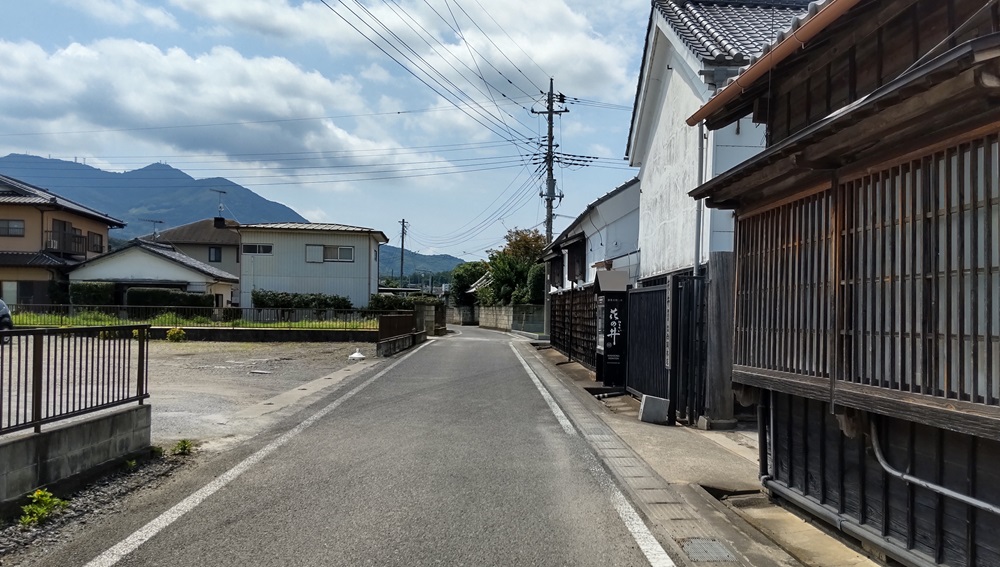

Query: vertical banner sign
left=596, top=295, right=606, bottom=354
left=604, top=293, right=627, bottom=373
left=664, top=275, right=673, bottom=370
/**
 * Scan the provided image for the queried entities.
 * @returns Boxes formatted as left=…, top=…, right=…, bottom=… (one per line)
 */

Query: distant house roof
left=239, top=222, right=389, bottom=243
left=0, top=174, right=126, bottom=227
left=141, top=218, right=240, bottom=246
left=73, top=239, right=238, bottom=283
left=0, top=251, right=72, bottom=268
left=655, top=0, right=810, bottom=65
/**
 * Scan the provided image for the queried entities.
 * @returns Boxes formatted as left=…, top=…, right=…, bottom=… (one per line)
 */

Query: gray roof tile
left=656, top=0, right=812, bottom=65
left=0, top=174, right=126, bottom=227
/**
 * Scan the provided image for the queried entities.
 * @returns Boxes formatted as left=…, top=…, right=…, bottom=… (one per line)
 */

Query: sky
left=1, top=0, right=648, bottom=260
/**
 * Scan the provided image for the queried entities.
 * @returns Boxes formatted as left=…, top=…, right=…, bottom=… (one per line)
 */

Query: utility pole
left=531, top=79, right=568, bottom=338
left=532, top=78, right=568, bottom=244
left=399, top=219, right=407, bottom=287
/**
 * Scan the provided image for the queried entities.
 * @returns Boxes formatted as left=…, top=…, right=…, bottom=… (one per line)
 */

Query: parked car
left=0, top=299, right=11, bottom=343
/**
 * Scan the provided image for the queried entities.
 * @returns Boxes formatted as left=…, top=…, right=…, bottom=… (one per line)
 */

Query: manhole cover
left=680, top=538, right=737, bottom=562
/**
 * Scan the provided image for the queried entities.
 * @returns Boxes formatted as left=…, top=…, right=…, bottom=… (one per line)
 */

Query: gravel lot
left=145, top=340, right=378, bottom=451
left=0, top=339, right=381, bottom=564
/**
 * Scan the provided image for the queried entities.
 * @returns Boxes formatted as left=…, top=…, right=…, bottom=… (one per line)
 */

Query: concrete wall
left=376, top=331, right=427, bottom=357
left=447, top=306, right=477, bottom=325
left=0, top=405, right=150, bottom=508
left=478, top=306, right=513, bottom=331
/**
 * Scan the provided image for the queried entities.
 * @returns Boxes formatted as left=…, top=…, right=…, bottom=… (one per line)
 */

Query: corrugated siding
left=240, top=229, right=376, bottom=307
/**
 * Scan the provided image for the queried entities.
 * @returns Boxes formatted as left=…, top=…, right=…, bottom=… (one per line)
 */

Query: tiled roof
left=240, top=222, right=389, bottom=243
left=0, top=251, right=70, bottom=268
left=0, top=174, right=126, bottom=227
left=135, top=240, right=238, bottom=282
left=141, top=218, right=240, bottom=246
left=656, top=0, right=812, bottom=65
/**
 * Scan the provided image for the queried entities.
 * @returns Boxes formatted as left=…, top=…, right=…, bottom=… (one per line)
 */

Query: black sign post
left=599, top=292, right=628, bottom=387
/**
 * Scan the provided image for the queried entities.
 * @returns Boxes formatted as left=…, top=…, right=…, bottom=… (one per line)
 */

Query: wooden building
left=688, top=1, right=1000, bottom=565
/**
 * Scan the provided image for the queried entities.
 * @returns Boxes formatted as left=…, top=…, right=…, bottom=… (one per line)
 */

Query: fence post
left=137, top=327, right=147, bottom=403
left=32, top=333, right=44, bottom=433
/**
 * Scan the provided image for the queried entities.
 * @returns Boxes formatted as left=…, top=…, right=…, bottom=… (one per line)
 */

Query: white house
left=625, top=0, right=809, bottom=426
left=542, top=177, right=640, bottom=290
left=68, top=239, right=238, bottom=305
left=236, top=222, right=388, bottom=308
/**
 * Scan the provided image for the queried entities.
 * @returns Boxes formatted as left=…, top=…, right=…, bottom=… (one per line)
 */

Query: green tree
left=483, top=228, right=546, bottom=306
left=451, top=261, right=488, bottom=306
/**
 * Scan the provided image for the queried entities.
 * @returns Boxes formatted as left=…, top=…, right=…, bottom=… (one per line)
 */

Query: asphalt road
left=25, top=327, right=659, bottom=566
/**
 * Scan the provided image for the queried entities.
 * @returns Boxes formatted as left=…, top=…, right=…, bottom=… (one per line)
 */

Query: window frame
left=208, top=246, right=223, bottom=263
left=323, top=245, right=355, bottom=262
left=242, top=243, right=273, bottom=255
left=0, top=219, right=25, bottom=237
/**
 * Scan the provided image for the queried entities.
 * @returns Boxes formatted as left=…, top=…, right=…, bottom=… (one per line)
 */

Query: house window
left=305, top=244, right=323, bottom=263
left=324, top=246, right=354, bottom=262
left=88, top=232, right=104, bottom=253
left=242, top=244, right=273, bottom=255
left=209, top=246, right=222, bottom=262
left=0, top=220, right=25, bottom=237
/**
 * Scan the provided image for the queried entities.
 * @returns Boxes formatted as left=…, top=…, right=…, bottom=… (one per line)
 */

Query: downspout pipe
left=869, top=418, right=1000, bottom=516
left=693, top=120, right=706, bottom=277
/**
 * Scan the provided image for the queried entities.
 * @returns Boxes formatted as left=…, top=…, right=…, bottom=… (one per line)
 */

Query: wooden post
left=703, top=251, right=736, bottom=428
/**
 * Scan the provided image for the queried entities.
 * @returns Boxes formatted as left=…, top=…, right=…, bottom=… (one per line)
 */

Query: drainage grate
left=680, top=538, right=737, bottom=562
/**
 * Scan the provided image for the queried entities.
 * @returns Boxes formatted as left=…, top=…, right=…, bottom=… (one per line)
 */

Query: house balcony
left=44, top=230, right=88, bottom=255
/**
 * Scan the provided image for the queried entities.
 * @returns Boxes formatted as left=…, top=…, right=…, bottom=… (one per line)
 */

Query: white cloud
left=360, top=63, right=392, bottom=83
left=67, top=0, right=179, bottom=29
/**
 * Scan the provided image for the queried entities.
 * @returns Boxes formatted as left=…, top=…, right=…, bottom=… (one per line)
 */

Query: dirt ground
left=145, top=340, right=379, bottom=452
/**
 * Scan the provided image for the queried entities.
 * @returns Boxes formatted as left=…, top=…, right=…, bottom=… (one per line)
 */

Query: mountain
left=379, top=245, right=464, bottom=277
left=0, top=154, right=307, bottom=238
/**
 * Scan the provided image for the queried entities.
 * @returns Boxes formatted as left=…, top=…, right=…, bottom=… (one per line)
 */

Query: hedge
left=126, top=288, right=215, bottom=308
left=367, top=294, right=442, bottom=311
left=70, top=282, right=115, bottom=306
left=250, top=290, right=353, bottom=310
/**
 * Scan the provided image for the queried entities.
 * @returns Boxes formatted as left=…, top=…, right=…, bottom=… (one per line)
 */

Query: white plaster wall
left=69, top=248, right=213, bottom=286
left=635, top=57, right=704, bottom=278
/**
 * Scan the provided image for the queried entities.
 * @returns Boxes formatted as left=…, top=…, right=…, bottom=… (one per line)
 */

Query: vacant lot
left=145, top=340, right=379, bottom=452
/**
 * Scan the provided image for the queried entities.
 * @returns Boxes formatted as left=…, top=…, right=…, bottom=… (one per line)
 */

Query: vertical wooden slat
left=957, top=146, right=967, bottom=400
left=966, top=140, right=989, bottom=402
left=944, top=149, right=954, bottom=398
left=986, top=136, right=996, bottom=405
left=891, top=166, right=901, bottom=391
left=911, top=159, right=921, bottom=394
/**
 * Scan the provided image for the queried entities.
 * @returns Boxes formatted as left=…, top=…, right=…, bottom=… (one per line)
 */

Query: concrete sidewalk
left=516, top=340, right=877, bottom=567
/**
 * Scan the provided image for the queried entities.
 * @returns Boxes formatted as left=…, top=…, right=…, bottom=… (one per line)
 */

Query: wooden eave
left=690, top=34, right=1000, bottom=211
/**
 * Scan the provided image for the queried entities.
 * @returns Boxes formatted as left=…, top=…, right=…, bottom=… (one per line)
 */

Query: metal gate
left=625, top=285, right=669, bottom=400
left=626, top=276, right=707, bottom=425
left=674, top=275, right=706, bottom=424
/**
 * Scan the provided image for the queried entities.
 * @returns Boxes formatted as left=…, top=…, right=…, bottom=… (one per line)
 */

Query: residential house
left=543, top=177, right=640, bottom=367
left=624, top=0, right=808, bottom=424
left=69, top=239, right=238, bottom=306
left=142, top=218, right=241, bottom=302
left=689, top=1, right=1000, bottom=564
left=237, top=223, right=388, bottom=308
left=0, top=173, right=125, bottom=304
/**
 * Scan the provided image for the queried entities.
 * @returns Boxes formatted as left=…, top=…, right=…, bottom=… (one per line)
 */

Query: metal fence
left=378, top=313, right=417, bottom=341
left=9, top=304, right=408, bottom=331
left=0, top=325, right=149, bottom=435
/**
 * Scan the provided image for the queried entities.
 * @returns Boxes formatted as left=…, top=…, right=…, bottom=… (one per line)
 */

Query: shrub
left=173, top=439, right=193, bottom=456
left=251, top=290, right=352, bottom=310
left=126, top=288, right=215, bottom=309
left=166, top=327, right=186, bottom=342
left=19, top=489, right=68, bottom=527
left=70, top=282, right=115, bottom=306
left=367, top=294, right=443, bottom=311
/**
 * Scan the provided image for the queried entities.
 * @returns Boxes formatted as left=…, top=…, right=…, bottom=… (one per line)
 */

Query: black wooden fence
left=550, top=287, right=596, bottom=370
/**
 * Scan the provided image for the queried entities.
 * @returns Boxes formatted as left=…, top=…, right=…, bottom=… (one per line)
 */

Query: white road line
left=510, top=343, right=676, bottom=567
left=85, top=342, right=432, bottom=567
left=509, top=343, right=576, bottom=435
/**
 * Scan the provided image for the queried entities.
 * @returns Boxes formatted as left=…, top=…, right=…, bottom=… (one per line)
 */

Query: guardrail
left=10, top=304, right=411, bottom=330
left=0, top=325, right=149, bottom=435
